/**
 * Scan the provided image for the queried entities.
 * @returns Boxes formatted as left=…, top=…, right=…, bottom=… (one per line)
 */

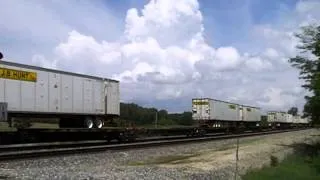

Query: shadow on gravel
left=276, top=142, right=320, bottom=158
left=0, top=175, right=11, bottom=179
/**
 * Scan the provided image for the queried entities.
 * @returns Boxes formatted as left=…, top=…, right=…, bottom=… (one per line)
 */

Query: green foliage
left=260, top=115, right=268, bottom=126
left=13, top=118, right=32, bottom=129
left=288, top=107, right=298, bottom=116
left=289, top=24, right=320, bottom=124
left=243, top=153, right=320, bottom=180
left=120, top=102, right=193, bottom=126
left=243, top=142, right=320, bottom=180
left=158, top=118, right=175, bottom=126
left=243, top=156, right=320, bottom=180
left=120, top=103, right=157, bottom=125
left=168, top=112, right=193, bottom=126
left=270, top=155, right=279, bottom=167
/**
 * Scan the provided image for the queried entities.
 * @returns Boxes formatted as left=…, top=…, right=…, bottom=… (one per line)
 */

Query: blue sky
left=0, top=0, right=319, bottom=113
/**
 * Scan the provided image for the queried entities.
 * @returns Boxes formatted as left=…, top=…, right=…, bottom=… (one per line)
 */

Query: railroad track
left=0, top=132, right=226, bottom=153
left=0, top=128, right=309, bottom=161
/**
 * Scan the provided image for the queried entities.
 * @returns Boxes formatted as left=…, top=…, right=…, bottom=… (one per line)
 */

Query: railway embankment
left=0, top=129, right=318, bottom=179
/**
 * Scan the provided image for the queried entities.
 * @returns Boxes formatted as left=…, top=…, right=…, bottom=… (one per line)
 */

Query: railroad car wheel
left=94, top=118, right=104, bottom=129
left=84, top=117, right=94, bottom=128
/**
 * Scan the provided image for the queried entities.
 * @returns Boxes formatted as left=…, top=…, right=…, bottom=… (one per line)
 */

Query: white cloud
left=3, top=0, right=320, bottom=112
left=296, top=0, right=320, bottom=16
left=0, top=0, right=122, bottom=61
left=264, top=48, right=280, bottom=59
left=257, top=87, right=300, bottom=111
left=244, top=56, right=272, bottom=72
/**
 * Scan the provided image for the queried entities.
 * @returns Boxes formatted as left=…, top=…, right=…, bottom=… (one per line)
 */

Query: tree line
left=119, top=102, right=193, bottom=127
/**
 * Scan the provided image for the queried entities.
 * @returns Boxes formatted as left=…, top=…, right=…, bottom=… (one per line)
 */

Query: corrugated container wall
left=210, top=99, right=240, bottom=121
left=285, top=114, right=293, bottom=123
left=105, top=80, right=120, bottom=115
left=241, top=106, right=261, bottom=122
left=267, top=111, right=287, bottom=123
left=0, top=61, right=119, bottom=116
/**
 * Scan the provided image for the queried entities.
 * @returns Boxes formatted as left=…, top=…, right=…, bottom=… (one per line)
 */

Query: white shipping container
left=192, top=98, right=240, bottom=121
left=241, top=106, right=261, bottom=122
left=285, top=114, right=293, bottom=123
left=293, top=115, right=310, bottom=124
left=0, top=60, right=120, bottom=116
left=267, top=111, right=287, bottom=123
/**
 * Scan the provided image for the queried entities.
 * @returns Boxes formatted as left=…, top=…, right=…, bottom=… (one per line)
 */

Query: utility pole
left=234, top=106, right=243, bottom=180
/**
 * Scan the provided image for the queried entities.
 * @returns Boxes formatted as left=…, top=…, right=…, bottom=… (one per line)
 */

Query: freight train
left=191, top=98, right=310, bottom=133
left=267, top=111, right=310, bottom=128
left=0, top=54, right=311, bottom=144
left=192, top=98, right=261, bottom=132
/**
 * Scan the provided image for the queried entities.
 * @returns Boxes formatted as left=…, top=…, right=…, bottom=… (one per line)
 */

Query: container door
left=192, top=99, right=210, bottom=120
left=4, top=79, right=20, bottom=111
left=203, top=100, right=210, bottom=119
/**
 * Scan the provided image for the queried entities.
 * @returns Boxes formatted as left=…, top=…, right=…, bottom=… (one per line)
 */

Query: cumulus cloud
left=257, top=87, right=302, bottom=110
left=4, top=0, right=320, bottom=112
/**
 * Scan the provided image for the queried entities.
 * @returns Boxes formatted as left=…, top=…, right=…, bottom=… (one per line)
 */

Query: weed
left=270, top=155, right=279, bottom=167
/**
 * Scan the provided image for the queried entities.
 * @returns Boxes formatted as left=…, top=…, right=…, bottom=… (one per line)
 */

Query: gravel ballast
left=0, top=129, right=319, bottom=180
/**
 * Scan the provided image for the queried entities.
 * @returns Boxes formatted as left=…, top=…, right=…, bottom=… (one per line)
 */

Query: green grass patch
left=127, top=154, right=199, bottom=166
left=0, top=122, right=16, bottom=132
left=31, top=122, right=58, bottom=129
left=242, top=142, right=320, bottom=180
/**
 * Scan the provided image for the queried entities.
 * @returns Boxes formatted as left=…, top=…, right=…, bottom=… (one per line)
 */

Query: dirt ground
left=137, top=129, right=320, bottom=179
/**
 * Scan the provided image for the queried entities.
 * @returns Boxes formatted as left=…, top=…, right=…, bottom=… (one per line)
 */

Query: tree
left=288, top=24, right=320, bottom=124
left=287, top=107, right=298, bottom=116
left=119, top=102, right=193, bottom=126
left=158, top=109, right=168, bottom=120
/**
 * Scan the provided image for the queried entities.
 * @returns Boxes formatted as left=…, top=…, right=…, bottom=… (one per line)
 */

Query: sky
left=0, top=0, right=319, bottom=114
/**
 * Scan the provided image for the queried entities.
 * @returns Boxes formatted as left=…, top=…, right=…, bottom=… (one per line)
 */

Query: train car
left=192, top=98, right=239, bottom=128
left=267, top=111, right=286, bottom=128
left=292, top=115, right=310, bottom=128
left=240, top=105, right=262, bottom=129
left=266, top=111, right=312, bottom=129
left=192, top=98, right=261, bottom=132
left=0, top=59, right=120, bottom=129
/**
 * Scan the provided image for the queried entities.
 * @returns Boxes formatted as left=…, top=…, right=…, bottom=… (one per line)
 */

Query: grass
left=0, top=122, right=58, bottom=131
left=243, top=155, right=320, bottom=180
left=242, top=142, right=320, bottom=180
left=0, top=122, right=16, bottom=132
left=30, top=122, right=58, bottom=129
